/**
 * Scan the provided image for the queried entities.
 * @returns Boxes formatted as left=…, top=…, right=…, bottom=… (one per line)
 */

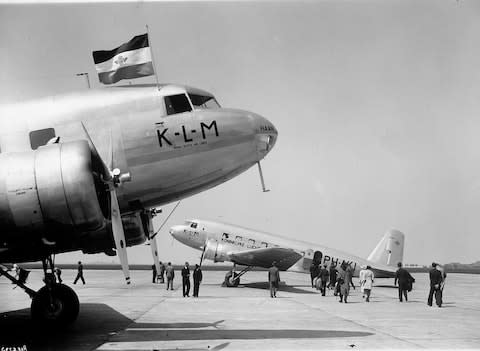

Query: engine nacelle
left=203, top=239, right=230, bottom=263
left=0, top=140, right=107, bottom=237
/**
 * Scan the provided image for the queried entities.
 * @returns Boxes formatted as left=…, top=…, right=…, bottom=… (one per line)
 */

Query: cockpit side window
left=189, top=94, right=221, bottom=109
left=164, top=94, right=192, bottom=115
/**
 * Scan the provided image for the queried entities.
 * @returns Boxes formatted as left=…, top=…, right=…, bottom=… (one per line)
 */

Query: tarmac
left=1, top=269, right=480, bottom=350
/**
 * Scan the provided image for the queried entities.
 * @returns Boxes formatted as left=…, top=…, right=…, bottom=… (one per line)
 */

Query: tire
left=31, top=284, right=80, bottom=324
left=224, top=271, right=240, bottom=287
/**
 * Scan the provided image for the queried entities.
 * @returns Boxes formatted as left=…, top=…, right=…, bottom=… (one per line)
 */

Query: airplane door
left=313, top=251, right=323, bottom=266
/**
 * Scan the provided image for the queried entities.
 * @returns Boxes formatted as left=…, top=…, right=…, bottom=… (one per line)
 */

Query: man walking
left=428, top=262, right=443, bottom=307
left=309, top=262, right=319, bottom=288
left=318, top=265, right=329, bottom=296
left=268, top=261, right=280, bottom=298
left=193, top=264, right=203, bottom=297
left=339, top=262, right=353, bottom=303
left=395, top=262, right=414, bottom=302
left=181, top=262, right=191, bottom=297
left=362, top=265, right=374, bottom=302
left=73, top=261, right=85, bottom=284
left=165, top=262, right=175, bottom=290
left=329, top=263, right=337, bottom=290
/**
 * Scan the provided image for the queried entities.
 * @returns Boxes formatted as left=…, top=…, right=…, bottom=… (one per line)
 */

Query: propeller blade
left=110, top=189, right=130, bottom=285
left=80, top=122, right=111, bottom=180
left=149, top=235, right=161, bottom=278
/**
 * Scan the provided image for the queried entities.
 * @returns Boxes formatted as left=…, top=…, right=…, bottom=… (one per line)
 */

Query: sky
left=1, top=0, right=479, bottom=267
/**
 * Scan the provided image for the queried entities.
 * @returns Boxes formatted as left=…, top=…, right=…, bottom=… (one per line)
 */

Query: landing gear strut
left=0, top=256, right=80, bottom=324
left=31, top=256, right=79, bottom=324
left=224, top=265, right=252, bottom=287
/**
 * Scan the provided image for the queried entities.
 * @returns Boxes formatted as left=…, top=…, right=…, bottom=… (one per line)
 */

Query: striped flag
left=92, top=33, right=154, bottom=85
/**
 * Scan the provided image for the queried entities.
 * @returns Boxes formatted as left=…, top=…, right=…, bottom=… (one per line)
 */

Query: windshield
left=189, top=94, right=221, bottom=109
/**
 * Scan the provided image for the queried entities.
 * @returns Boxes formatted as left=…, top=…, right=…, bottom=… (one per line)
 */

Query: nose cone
left=250, top=113, right=278, bottom=159
left=169, top=225, right=183, bottom=240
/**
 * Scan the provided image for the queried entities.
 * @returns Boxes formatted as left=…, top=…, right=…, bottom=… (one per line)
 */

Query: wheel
left=224, top=271, right=240, bottom=287
left=31, top=283, right=80, bottom=324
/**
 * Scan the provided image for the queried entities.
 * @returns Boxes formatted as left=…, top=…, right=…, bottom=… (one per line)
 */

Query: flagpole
left=145, top=24, right=161, bottom=90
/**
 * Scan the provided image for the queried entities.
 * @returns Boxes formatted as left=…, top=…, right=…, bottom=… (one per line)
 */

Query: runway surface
left=1, top=269, right=479, bottom=350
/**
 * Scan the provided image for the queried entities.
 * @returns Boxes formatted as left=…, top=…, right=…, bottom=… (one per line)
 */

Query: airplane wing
left=229, top=247, right=303, bottom=271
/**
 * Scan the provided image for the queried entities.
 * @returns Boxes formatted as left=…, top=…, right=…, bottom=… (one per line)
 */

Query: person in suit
left=395, top=262, right=414, bottom=302
left=159, top=261, right=166, bottom=283
left=165, top=262, right=175, bottom=290
left=181, top=262, right=191, bottom=297
left=73, top=261, right=85, bottom=284
left=428, top=262, right=444, bottom=307
left=193, top=264, right=203, bottom=297
left=151, top=264, right=157, bottom=283
left=268, top=261, right=280, bottom=298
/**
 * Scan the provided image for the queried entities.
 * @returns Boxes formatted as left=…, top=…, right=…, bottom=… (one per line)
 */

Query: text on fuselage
left=156, top=120, right=219, bottom=148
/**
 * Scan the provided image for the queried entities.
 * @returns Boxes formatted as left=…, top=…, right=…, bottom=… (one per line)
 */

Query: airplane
left=169, top=219, right=405, bottom=287
left=0, top=83, right=278, bottom=323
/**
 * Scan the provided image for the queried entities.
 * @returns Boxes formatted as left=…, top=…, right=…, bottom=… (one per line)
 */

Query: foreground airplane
left=170, top=219, right=404, bottom=286
left=0, top=84, right=277, bottom=323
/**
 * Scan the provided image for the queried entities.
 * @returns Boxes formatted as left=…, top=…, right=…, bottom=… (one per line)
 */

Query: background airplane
left=170, top=219, right=404, bottom=286
left=0, top=83, right=277, bottom=323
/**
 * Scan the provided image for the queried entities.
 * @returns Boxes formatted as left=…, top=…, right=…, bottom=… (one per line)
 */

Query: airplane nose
left=169, top=226, right=182, bottom=239
left=250, top=113, right=278, bottom=158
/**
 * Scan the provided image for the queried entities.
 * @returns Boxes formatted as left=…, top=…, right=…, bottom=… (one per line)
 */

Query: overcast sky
left=1, top=0, right=479, bottom=267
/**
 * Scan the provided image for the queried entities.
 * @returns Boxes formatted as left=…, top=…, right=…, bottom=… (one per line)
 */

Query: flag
left=92, top=33, right=154, bottom=85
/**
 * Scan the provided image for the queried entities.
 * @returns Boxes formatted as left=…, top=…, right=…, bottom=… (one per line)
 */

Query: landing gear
left=30, top=255, right=80, bottom=324
left=224, top=271, right=240, bottom=287
left=224, top=265, right=253, bottom=287
left=0, top=255, right=80, bottom=324
left=31, top=284, right=79, bottom=324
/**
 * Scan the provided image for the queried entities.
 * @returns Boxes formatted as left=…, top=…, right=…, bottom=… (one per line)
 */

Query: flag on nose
left=92, top=33, right=154, bottom=85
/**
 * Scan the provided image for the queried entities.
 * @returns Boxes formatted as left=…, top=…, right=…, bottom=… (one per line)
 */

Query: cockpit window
left=164, top=94, right=192, bottom=115
left=190, top=222, right=198, bottom=229
left=189, top=94, right=221, bottom=109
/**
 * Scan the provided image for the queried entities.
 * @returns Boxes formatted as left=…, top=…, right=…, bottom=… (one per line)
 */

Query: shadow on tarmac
left=0, top=303, right=373, bottom=350
left=240, top=281, right=318, bottom=294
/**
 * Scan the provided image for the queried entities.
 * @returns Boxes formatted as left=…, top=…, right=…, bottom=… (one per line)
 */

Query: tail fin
left=367, top=229, right=405, bottom=267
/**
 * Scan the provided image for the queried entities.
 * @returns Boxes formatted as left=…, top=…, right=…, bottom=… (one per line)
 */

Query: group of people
left=307, top=261, right=446, bottom=307
left=153, top=261, right=203, bottom=297
left=310, top=262, right=358, bottom=303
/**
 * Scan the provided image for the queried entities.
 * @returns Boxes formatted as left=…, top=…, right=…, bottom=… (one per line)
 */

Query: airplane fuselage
left=0, top=84, right=277, bottom=262
left=170, top=219, right=399, bottom=277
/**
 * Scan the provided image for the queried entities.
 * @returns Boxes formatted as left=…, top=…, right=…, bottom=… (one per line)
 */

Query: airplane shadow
left=0, top=303, right=373, bottom=350
left=239, top=281, right=319, bottom=294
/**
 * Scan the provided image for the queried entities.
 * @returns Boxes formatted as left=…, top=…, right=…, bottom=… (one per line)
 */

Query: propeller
left=81, top=123, right=131, bottom=285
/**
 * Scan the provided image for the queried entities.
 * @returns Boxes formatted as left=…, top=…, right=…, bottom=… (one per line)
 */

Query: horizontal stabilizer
left=229, top=247, right=303, bottom=271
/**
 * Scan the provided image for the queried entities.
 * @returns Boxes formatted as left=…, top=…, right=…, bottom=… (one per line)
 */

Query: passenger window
left=222, top=233, right=230, bottom=239
left=164, top=94, right=192, bottom=115
left=261, top=242, right=268, bottom=248
left=190, top=222, right=198, bottom=229
left=29, top=128, right=56, bottom=150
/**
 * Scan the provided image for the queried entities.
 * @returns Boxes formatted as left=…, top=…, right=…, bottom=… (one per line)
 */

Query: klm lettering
left=156, top=120, right=219, bottom=148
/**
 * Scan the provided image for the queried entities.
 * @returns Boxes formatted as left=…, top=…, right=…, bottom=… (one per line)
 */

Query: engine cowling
left=203, top=239, right=230, bottom=263
left=0, top=140, right=107, bottom=237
